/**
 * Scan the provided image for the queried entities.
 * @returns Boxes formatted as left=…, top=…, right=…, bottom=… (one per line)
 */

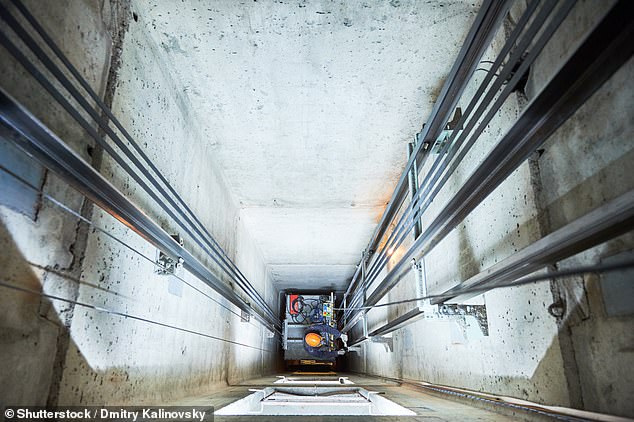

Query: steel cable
left=0, top=164, right=269, bottom=332
left=0, top=2, right=277, bottom=324
left=0, top=279, right=274, bottom=353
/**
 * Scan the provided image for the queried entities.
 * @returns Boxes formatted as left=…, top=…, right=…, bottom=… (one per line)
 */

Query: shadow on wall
left=0, top=219, right=264, bottom=406
left=0, top=217, right=59, bottom=406
left=348, top=167, right=634, bottom=415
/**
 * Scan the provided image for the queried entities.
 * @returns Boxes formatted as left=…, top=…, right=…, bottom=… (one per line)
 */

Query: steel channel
left=0, top=1, right=277, bottom=321
left=343, top=259, right=363, bottom=298
left=364, top=0, right=544, bottom=284
left=345, top=194, right=418, bottom=318
left=8, top=0, right=254, bottom=297
left=345, top=0, right=511, bottom=305
left=8, top=0, right=236, bottom=280
left=344, top=0, right=634, bottom=331
left=356, top=0, right=511, bottom=272
left=407, top=142, right=422, bottom=239
left=433, top=189, right=634, bottom=304
left=349, top=188, right=634, bottom=343
left=407, top=0, right=574, bottom=234
left=343, top=0, right=549, bottom=320
left=0, top=89, right=281, bottom=332
left=362, top=0, right=561, bottom=288
left=346, top=136, right=426, bottom=322
left=368, top=307, right=426, bottom=338
left=0, top=4, right=277, bottom=322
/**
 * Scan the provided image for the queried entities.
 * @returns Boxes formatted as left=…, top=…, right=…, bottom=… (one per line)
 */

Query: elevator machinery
left=282, top=292, right=339, bottom=362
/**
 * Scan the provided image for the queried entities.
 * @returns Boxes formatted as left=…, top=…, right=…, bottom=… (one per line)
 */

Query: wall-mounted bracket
left=155, top=234, right=184, bottom=275
left=241, top=309, right=251, bottom=323
left=438, top=303, right=489, bottom=336
left=430, top=107, right=463, bottom=154
left=370, top=336, right=393, bottom=353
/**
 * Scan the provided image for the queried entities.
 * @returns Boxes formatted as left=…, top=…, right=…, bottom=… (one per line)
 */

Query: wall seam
left=45, top=0, right=131, bottom=406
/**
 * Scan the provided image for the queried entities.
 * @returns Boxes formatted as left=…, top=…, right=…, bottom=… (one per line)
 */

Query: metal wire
left=0, top=1, right=277, bottom=324
left=336, top=259, right=634, bottom=311
left=0, top=164, right=264, bottom=330
left=364, top=0, right=555, bottom=287
left=346, top=0, right=575, bottom=315
left=0, top=279, right=273, bottom=353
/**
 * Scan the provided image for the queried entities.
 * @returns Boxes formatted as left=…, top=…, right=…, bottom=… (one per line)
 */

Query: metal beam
left=356, top=0, right=512, bottom=276
left=0, top=1, right=278, bottom=324
left=350, top=182, right=634, bottom=338
left=433, top=189, right=634, bottom=304
left=0, top=88, right=281, bottom=332
left=344, top=0, right=513, bottom=314
left=359, top=0, right=563, bottom=292
left=343, top=0, right=634, bottom=332
left=369, top=307, right=426, bottom=338
left=348, top=183, right=634, bottom=340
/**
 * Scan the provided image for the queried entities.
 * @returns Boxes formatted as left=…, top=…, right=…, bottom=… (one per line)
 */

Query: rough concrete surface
left=126, top=0, right=481, bottom=289
left=349, top=0, right=634, bottom=418
left=0, top=0, right=632, bottom=418
left=0, top=0, right=113, bottom=406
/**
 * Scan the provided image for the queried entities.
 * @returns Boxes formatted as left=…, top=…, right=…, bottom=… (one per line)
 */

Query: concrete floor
left=172, top=374, right=532, bottom=421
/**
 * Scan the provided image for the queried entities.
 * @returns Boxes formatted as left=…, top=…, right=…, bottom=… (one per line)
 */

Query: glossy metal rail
left=344, top=0, right=634, bottom=332
left=0, top=0, right=278, bottom=325
left=359, top=0, right=565, bottom=293
left=344, top=0, right=512, bottom=306
left=433, top=189, right=634, bottom=304
left=344, top=0, right=546, bottom=319
left=348, top=189, right=634, bottom=343
left=0, top=88, right=281, bottom=332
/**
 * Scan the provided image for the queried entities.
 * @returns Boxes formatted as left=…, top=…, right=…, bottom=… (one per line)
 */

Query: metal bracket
left=416, top=107, right=464, bottom=153
left=438, top=304, right=489, bottom=336
left=430, top=107, right=463, bottom=154
left=241, top=309, right=251, bottom=323
left=370, top=336, right=393, bottom=352
left=155, top=234, right=184, bottom=275
left=346, top=345, right=362, bottom=354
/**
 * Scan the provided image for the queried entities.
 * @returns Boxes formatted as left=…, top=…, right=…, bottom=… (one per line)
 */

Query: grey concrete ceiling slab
left=132, top=0, right=480, bottom=290
left=240, top=205, right=382, bottom=258
left=269, top=264, right=357, bottom=293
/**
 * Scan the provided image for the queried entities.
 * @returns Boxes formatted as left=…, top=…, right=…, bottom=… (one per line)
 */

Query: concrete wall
left=0, top=0, right=278, bottom=406
left=524, top=0, right=634, bottom=416
left=0, top=0, right=114, bottom=406
left=349, top=1, right=634, bottom=418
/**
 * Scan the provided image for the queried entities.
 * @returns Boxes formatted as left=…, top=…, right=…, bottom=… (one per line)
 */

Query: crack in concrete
left=527, top=151, right=584, bottom=409
left=45, top=0, right=131, bottom=406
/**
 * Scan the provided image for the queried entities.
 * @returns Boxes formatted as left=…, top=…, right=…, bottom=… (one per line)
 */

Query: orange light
left=305, top=332, right=322, bottom=347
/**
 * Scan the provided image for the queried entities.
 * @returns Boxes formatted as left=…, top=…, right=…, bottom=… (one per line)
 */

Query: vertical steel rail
left=0, top=1, right=278, bottom=324
left=361, top=0, right=512, bottom=266
left=343, top=0, right=512, bottom=313
left=0, top=88, right=281, bottom=332
left=343, top=0, right=634, bottom=331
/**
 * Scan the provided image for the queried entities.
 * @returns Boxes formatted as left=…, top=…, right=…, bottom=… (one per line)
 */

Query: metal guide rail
left=0, top=0, right=280, bottom=331
left=341, top=0, right=634, bottom=339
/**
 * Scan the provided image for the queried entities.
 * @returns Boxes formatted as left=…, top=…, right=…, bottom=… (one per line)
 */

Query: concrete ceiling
left=133, top=0, right=480, bottom=292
